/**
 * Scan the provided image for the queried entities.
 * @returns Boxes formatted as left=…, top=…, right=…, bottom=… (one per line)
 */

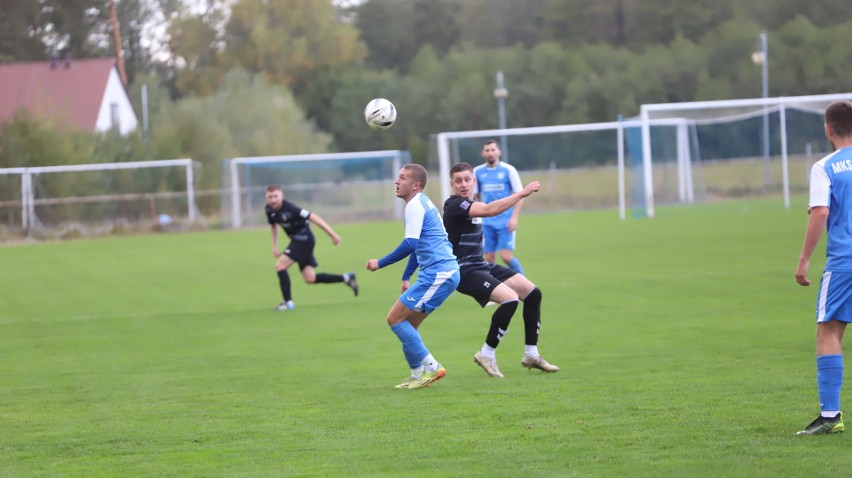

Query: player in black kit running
left=265, top=184, right=358, bottom=310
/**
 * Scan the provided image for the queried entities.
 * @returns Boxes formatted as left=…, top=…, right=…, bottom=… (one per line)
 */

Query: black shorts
left=282, top=239, right=318, bottom=271
left=457, top=262, right=518, bottom=307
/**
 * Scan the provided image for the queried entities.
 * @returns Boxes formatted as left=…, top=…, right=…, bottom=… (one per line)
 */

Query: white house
left=0, top=57, right=138, bottom=135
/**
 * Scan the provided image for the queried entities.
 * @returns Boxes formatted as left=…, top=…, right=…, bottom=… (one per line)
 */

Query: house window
left=110, top=102, right=120, bottom=130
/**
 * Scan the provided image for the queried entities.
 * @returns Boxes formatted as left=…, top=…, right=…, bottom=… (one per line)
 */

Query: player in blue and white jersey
left=265, top=185, right=358, bottom=311
left=444, top=162, right=559, bottom=378
left=474, top=139, right=526, bottom=274
left=795, top=100, right=852, bottom=435
left=366, top=164, right=460, bottom=389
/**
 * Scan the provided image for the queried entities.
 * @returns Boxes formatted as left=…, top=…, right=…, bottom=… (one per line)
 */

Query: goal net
left=638, top=93, right=852, bottom=216
left=224, top=150, right=411, bottom=228
left=0, top=159, right=201, bottom=239
left=432, top=119, right=691, bottom=220
left=434, top=92, right=852, bottom=220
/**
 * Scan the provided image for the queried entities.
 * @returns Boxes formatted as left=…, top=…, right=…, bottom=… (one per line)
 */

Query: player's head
left=395, top=164, right=428, bottom=200
left=450, top=162, right=476, bottom=199
left=825, top=100, right=852, bottom=150
left=481, top=139, right=501, bottom=166
left=265, top=184, right=284, bottom=208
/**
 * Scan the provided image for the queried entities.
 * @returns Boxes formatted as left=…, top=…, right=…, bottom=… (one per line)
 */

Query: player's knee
left=524, top=287, right=542, bottom=304
left=500, top=251, right=514, bottom=262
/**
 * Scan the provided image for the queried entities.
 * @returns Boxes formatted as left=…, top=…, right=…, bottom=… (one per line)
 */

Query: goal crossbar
left=639, top=92, right=852, bottom=217
left=0, top=158, right=197, bottom=232
left=227, top=150, right=409, bottom=228
left=436, top=118, right=688, bottom=220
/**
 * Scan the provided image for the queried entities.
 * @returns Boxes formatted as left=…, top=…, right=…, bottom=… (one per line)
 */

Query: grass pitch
left=1, top=196, right=849, bottom=477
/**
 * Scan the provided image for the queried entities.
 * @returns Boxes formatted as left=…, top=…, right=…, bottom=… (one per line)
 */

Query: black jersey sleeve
left=443, top=195, right=472, bottom=221
left=282, top=200, right=311, bottom=220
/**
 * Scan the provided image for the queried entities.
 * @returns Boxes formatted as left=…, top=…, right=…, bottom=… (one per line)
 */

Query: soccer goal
left=435, top=92, right=852, bottom=220
left=225, top=150, right=411, bottom=229
left=638, top=92, right=852, bottom=217
left=0, top=159, right=200, bottom=238
left=434, top=118, right=689, bottom=220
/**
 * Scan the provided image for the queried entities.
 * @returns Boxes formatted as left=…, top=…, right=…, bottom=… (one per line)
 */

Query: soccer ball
left=364, top=98, right=397, bottom=130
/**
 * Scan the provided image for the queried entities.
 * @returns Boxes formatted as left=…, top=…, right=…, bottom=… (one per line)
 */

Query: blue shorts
left=816, top=271, right=852, bottom=323
left=482, top=222, right=516, bottom=253
left=400, top=269, right=460, bottom=314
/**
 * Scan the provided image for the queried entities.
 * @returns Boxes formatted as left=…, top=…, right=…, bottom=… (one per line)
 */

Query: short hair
left=450, top=162, right=474, bottom=178
left=826, top=100, right=852, bottom=138
left=482, top=139, right=499, bottom=148
left=403, top=163, right=428, bottom=189
left=266, top=184, right=282, bottom=193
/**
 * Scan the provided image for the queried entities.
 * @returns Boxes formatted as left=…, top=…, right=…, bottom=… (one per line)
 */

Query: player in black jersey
left=443, top=163, right=559, bottom=377
left=265, top=184, right=358, bottom=310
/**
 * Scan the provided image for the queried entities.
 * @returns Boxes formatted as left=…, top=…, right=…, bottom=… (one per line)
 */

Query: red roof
left=0, top=57, right=117, bottom=131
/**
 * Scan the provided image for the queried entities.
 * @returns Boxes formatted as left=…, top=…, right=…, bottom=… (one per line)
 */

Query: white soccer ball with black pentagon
left=364, top=98, right=397, bottom=130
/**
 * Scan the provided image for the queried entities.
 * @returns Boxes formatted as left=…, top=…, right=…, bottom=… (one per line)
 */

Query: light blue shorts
left=400, top=269, right=460, bottom=314
left=482, top=222, right=516, bottom=253
left=816, top=271, right=852, bottom=323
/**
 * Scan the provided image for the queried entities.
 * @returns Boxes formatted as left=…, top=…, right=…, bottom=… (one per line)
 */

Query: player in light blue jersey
left=795, top=100, right=852, bottom=435
left=474, top=139, right=526, bottom=274
left=366, top=164, right=460, bottom=389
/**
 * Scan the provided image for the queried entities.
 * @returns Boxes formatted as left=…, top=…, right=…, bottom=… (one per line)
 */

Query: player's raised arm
left=469, top=181, right=540, bottom=218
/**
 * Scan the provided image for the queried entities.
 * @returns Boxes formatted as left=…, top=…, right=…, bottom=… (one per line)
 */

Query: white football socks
left=421, top=354, right=440, bottom=372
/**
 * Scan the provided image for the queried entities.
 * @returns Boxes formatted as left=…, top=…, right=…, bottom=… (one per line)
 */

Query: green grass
left=1, top=196, right=849, bottom=477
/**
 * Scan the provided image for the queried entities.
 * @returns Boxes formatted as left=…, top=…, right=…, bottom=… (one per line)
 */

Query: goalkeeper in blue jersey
left=795, top=100, right=852, bottom=436
left=474, top=139, right=527, bottom=274
left=366, top=164, right=460, bottom=390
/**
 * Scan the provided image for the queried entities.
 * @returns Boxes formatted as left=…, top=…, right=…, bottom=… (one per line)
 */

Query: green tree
left=0, top=0, right=45, bottom=61
left=543, top=0, right=628, bottom=47
left=147, top=68, right=333, bottom=189
left=220, top=0, right=367, bottom=97
left=623, top=0, right=735, bottom=47
left=39, top=0, right=111, bottom=58
left=411, top=0, right=462, bottom=56
left=167, top=8, right=226, bottom=96
left=456, top=0, right=548, bottom=48
left=0, top=111, right=95, bottom=168
left=740, top=0, right=852, bottom=29
left=770, top=17, right=852, bottom=96
left=698, top=17, right=766, bottom=99
left=354, top=0, right=418, bottom=70
left=115, top=0, right=160, bottom=85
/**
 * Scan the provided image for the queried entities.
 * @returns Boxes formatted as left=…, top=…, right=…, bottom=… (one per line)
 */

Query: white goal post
left=639, top=92, right=852, bottom=217
left=437, top=92, right=852, bottom=220
left=227, top=150, right=409, bottom=229
left=0, top=158, right=198, bottom=233
left=436, top=118, right=688, bottom=220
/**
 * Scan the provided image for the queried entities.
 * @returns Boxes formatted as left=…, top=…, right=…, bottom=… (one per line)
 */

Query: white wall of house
left=94, top=68, right=138, bottom=135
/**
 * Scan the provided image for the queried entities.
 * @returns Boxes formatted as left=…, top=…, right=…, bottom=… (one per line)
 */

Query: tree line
left=1, top=0, right=850, bottom=191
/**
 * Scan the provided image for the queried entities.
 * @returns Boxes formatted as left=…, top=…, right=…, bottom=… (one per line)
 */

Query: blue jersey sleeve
left=402, top=253, right=419, bottom=281
left=378, top=238, right=419, bottom=268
